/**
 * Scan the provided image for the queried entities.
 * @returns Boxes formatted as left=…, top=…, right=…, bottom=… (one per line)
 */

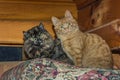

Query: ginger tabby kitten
left=51, top=10, right=113, bottom=69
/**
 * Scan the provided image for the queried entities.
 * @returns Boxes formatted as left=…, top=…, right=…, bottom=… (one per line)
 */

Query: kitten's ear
left=23, top=31, right=28, bottom=40
left=39, top=22, right=44, bottom=29
left=51, top=16, right=59, bottom=26
left=65, top=10, right=73, bottom=19
left=23, top=31, right=27, bottom=38
left=23, top=31, right=26, bottom=35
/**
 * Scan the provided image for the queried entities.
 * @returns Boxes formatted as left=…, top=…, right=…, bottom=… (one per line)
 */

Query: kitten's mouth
left=34, top=44, right=40, bottom=46
left=61, top=27, right=74, bottom=34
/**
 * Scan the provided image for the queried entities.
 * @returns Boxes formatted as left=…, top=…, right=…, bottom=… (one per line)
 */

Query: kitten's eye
left=31, top=38, right=37, bottom=41
left=34, top=38, right=37, bottom=41
left=68, top=23, right=70, bottom=25
left=67, top=23, right=71, bottom=26
left=30, top=38, right=34, bottom=41
left=61, top=25, right=64, bottom=28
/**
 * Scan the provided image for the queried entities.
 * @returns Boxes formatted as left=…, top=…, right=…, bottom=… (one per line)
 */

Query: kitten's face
left=51, top=10, right=79, bottom=37
left=23, top=23, right=54, bottom=58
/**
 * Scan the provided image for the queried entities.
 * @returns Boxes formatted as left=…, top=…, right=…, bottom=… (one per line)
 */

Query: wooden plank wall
left=74, top=0, right=120, bottom=31
left=86, top=19, right=120, bottom=49
left=74, top=0, right=120, bottom=69
left=0, top=0, right=77, bottom=45
left=0, top=20, right=55, bottom=44
left=74, top=0, right=120, bottom=48
left=0, top=0, right=77, bottom=20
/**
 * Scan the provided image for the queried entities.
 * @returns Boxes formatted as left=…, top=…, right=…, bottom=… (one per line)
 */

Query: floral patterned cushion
left=0, top=58, right=120, bottom=80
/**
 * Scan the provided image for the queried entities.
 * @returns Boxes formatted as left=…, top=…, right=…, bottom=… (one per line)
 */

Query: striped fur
left=52, top=10, right=113, bottom=69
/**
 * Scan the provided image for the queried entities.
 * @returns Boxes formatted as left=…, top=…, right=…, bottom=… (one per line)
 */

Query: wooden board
left=0, top=20, right=55, bottom=44
left=86, top=19, right=120, bottom=48
left=0, top=0, right=73, bottom=2
left=0, top=0, right=78, bottom=45
left=0, top=0, right=77, bottom=20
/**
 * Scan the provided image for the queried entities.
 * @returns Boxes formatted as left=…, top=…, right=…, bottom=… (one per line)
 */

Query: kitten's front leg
left=63, top=43, right=83, bottom=67
left=72, top=49, right=83, bottom=67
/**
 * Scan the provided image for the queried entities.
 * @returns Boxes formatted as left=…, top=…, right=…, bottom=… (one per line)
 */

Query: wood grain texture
left=76, top=0, right=120, bottom=31
left=112, top=54, right=120, bottom=69
left=0, top=0, right=77, bottom=20
left=0, top=20, right=55, bottom=44
left=87, top=19, right=120, bottom=48
left=0, top=0, right=73, bottom=2
left=0, top=0, right=77, bottom=45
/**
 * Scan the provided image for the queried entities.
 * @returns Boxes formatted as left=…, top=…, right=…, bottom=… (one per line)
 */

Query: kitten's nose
left=34, top=41, right=40, bottom=46
left=34, top=42, right=39, bottom=46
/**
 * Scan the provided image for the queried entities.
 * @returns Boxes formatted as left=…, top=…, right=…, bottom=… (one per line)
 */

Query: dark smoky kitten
left=23, top=22, right=73, bottom=65
left=23, top=23, right=54, bottom=58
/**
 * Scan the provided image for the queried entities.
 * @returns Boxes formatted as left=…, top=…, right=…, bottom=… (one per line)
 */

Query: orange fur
left=51, top=10, right=113, bottom=69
